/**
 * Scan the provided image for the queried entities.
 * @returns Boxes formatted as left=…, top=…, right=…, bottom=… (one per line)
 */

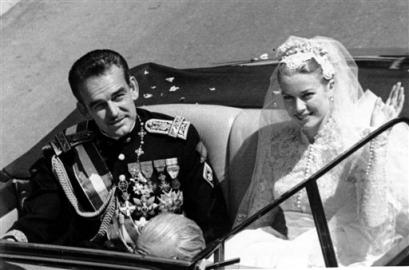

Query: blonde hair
left=136, top=213, right=205, bottom=260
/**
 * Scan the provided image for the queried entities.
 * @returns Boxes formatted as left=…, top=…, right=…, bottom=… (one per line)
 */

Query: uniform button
left=119, top=175, right=126, bottom=181
left=118, top=153, right=125, bottom=160
left=125, top=137, right=131, bottom=143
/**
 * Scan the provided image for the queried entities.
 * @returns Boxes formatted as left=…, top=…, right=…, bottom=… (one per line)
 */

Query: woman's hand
left=370, top=82, right=405, bottom=128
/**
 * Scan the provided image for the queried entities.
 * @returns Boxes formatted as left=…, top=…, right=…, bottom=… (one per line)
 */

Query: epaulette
left=49, top=121, right=95, bottom=156
left=145, top=116, right=190, bottom=140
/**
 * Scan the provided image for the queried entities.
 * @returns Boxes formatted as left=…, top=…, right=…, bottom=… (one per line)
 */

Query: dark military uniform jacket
left=9, top=108, right=231, bottom=248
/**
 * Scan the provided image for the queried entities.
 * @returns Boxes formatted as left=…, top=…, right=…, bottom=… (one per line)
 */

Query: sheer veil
left=234, top=36, right=408, bottom=237
left=235, top=36, right=365, bottom=227
left=231, top=35, right=408, bottom=266
left=261, top=36, right=364, bottom=130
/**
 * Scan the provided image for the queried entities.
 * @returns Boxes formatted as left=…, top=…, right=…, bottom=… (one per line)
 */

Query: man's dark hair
left=68, top=49, right=131, bottom=103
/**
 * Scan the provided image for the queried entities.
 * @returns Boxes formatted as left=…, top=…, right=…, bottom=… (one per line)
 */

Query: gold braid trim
left=90, top=189, right=117, bottom=242
left=51, top=155, right=114, bottom=218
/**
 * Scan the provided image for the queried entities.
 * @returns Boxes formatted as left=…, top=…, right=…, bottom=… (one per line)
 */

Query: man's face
left=77, top=65, right=139, bottom=139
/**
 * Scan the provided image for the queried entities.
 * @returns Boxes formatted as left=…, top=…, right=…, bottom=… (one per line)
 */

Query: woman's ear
left=326, top=78, right=335, bottom=98
left=328, top=79, right=335, bottom=91
left=129, top=76, right=139, bottom=101
left=328, top=78, right=335, bottom=91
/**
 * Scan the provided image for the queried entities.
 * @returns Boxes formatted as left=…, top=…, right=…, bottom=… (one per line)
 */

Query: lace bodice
left=239, top=116, right=397, bottom=233
left=252, top=118, right=348, bottom=216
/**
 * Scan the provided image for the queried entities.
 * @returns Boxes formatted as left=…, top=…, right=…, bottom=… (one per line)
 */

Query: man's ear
left=77, top=101, right=89, bottom=117
left=129, top=76, right=139, bottom=101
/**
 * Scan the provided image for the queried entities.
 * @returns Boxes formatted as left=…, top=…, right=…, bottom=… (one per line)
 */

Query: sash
left=72, top=143, right=113, bottom=211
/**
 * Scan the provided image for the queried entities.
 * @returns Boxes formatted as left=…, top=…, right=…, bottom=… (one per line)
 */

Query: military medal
left=118, top=174, right=129, bottom=200
left=134, top=115, right=146, bottom=158
left=165, top=158, right=179, bottom=179
left=166, top=158, right=181, bottom=189
left=154, top=159, right=170, bottom=192
left=135, top=115, right=146, bottom=157
left=133, top=114, right=145, bottom=160
left=203, top=162, right=214, bottom=188
left=119, top=200, right=136, bottom=217
left=135, top=146, right=144, bottom=157
left=128, top=115, right=148, bottom=186
left=128, top=162, right=140, bottom=180
left=160, top=181, right=171, bottom=192
left=171, top=179, right=181, bottom=189
left=153, top=159, right=166, bottom=181
left=140, top=161, right=154, bottom=180
left=138, top=128, right=147, bottom=138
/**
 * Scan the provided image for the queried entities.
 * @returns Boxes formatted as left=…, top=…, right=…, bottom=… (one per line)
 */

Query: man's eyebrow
left=88, top=87, right=127, bottom=108
left=301, top=89, right=314, bottom=94
left=89, top=99, right=103, bottom=109
left=111, top=87, right=127, bottom=97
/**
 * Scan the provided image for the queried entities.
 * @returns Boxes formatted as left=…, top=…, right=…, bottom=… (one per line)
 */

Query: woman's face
left=279, top=71, right=333, bottom=139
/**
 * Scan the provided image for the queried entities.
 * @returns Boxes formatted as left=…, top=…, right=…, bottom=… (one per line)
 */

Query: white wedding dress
left=224, top=36, right=408, bottom=268
left=226, top=109, right=409, bottom=268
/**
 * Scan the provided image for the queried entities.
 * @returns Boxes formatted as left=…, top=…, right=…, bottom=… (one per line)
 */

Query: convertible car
left=1, top=53, right=408, bottom=269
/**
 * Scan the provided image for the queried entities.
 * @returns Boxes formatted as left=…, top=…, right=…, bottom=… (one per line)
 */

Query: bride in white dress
left=225, top=36, right=408, bottom=267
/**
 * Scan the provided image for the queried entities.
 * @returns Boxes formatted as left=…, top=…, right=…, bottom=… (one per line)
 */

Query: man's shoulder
left=45, top=120, right=97, bottom=156
left=138, top=108, right=199, bottom=141
left=137, top=107, right=173, bottom=121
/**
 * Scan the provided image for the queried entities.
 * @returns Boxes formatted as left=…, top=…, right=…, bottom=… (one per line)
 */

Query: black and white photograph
left=0, top=0, right=408, bottom=269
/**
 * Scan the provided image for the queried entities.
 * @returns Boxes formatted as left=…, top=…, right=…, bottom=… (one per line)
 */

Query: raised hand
left=370, top=82, right=405, bottom=128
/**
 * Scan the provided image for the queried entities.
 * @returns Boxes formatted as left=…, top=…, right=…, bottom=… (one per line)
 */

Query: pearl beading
left=294, top=116, right=337, bottom=211
left=295, top=145, right=314, bottom=211
left=365, top=140, right=376, bottom=177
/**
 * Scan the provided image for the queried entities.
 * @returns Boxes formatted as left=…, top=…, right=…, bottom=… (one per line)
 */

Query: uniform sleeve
left=6, top=157, right=69, bottom=243
left=179, top=125, right=232, bottom=244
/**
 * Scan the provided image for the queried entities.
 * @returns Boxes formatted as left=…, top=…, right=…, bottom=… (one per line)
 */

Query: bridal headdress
left=276, top=38, right=335, bottom=81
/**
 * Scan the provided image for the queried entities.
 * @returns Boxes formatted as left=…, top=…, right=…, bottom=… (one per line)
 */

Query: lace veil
left=235, top=36, right=409, bottom=263
left=261, top=36, right=364, bottom=129
left=235, top=36, right=365, bottom=225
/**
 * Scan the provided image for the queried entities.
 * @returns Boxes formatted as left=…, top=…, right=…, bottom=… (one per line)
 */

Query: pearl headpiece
left=276, top=38, right=335, bottom=80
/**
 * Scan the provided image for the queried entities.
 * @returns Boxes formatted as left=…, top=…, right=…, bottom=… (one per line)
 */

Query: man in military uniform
left=2, top=49, right=231, bottom=251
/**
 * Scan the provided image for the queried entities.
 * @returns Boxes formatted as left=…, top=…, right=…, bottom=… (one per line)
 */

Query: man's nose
left=107, top=101, right=119, bottom=117
left=295, top=98, right=306, bottom=112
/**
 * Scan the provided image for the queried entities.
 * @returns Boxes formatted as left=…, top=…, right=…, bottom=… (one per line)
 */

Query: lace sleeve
left=357, top=133, right=389, bottom=227
left=352, top=129, right=396, bottom=253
